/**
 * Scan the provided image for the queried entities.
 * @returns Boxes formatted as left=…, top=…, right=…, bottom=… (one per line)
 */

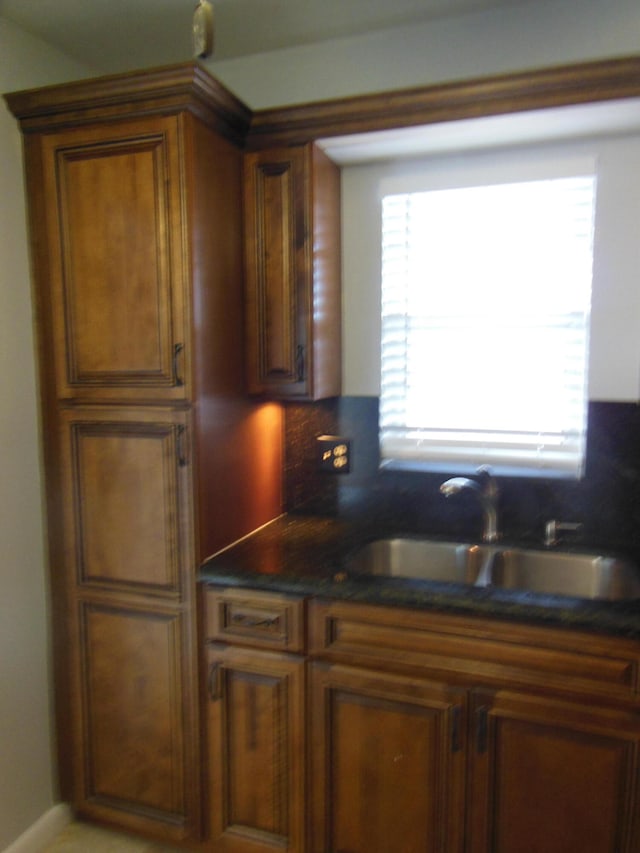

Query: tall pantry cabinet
left=5, top=64, right=282, bottom=843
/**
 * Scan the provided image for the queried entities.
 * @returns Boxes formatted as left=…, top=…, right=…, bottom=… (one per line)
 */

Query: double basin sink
left=347, top=538, right=640, bottom=601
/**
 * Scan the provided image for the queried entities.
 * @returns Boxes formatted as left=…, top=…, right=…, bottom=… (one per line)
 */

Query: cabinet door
left=74, top=598, right=198, bottom=841
left=244, top=144, right=340, bottom=400
left=468, top=690, right=640, bottom=853
left=59, top=407, right=193, bottom=598
left=310, top=663, right=467, bottom=853
left=205, top=644, right=306, bottom=852
left=41, top=116, right=189, bottom=401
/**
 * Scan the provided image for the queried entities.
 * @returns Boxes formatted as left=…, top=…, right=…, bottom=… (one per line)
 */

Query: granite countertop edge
left=198, top=514, right=640, bottom=639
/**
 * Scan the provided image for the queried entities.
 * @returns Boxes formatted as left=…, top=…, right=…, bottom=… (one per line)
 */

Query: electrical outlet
left=317, top=435, right=351, bottom=473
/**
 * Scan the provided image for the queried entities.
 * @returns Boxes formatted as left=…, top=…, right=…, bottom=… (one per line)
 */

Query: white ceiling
left=0, top=0, right=531, bottom=75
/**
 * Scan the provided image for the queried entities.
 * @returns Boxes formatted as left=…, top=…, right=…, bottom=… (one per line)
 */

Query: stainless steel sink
left=346, top=538, right=640, bottom=600
left=490, top=548, right=640, bottom=601
left=346, top=538, right=495, bottom=585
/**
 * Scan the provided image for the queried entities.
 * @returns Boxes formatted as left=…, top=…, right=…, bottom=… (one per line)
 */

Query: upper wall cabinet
left=40, top=116, right=189, bottom=402
left=244, top=143, right=342, bottom=400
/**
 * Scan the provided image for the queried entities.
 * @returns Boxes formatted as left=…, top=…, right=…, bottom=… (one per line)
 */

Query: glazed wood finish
left=41, top=117, right=187, bottom=401
left=205, top=645, right=306, bottom=852
left=203, top=590, right=307, bottom=852
left=6, top=65, right=282, bottom=844
left=59, top=407, right=191, bottom=596
left=468, top=691, right=640, bottom=853
left=78, top=600, right=190, bottom=828
left=246, top=55, right=640, bottom=148
left=310, top=663, right=466, bottom=853
left=244, top=143, right=341, bottom=400
left=309, top=599, right=640, bottom=853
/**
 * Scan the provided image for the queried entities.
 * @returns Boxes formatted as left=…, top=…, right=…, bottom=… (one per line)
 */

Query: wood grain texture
left=77, top=599, right=192, bottom=837
left=247, top=55, right=640, bottom=148
left=41, top=116, right=189, bottom=402
left=205, top=644, right=306, bottom=852
left=310, top=662, right=466, bottom=853
left=244, top=143, right=341, bottom=400
left=8, top=67, right=283, bottom=844
left=467, top=690, right=640, bottom=853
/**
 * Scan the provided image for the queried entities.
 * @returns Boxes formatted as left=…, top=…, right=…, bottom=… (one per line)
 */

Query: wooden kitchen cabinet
left=310, top=662, right=467, bottom=853
left=467, top=690, right=640, bottom=853
left=308, top=599, right=640, bottom=853
left=38, top=115, right=189, bottom=403
left=6, top=65, right=282, bottom=844
left=203, top=589, right=306, bottom=852
left=243, top=143, right=341, bottom=400
left=75, top=598, right=196, bottom=835
left=58, top=407, right=193, bottom=598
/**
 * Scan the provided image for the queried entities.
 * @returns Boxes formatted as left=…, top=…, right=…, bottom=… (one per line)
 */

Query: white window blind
left=380, top=176, right=596, bottom=477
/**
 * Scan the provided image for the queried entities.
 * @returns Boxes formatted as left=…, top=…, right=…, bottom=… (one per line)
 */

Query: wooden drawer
left=309, top=599, right=640, bottom=703
left=203, top=587, right=305, bottom=652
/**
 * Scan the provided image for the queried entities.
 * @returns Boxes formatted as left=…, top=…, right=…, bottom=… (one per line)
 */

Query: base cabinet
left=308, top=662, right=640, bottom=853
left=309, top=663, right=467, bottom=853
left=468, top=691, right=640, bottom=853
left=203, top=591, right=307, bottom=852
left=307, top=599, right=640, bottom=853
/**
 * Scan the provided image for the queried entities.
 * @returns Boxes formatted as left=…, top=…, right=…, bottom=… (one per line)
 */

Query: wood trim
left=8, top=55, right=640, bottom=152
left=246, top=54, right=640, bottom=148
left=4, top=61, right=251, bottom=144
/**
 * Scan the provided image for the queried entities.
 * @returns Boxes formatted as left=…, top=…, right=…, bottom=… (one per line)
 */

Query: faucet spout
left=440, top=466, right=500, bottom=543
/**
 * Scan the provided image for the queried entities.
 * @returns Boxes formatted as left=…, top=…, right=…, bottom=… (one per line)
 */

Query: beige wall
left=0, top=16, right=90, bottom=851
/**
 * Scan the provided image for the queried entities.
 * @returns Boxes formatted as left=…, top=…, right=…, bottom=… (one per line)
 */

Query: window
left=379, top=175, right=597, bottom=478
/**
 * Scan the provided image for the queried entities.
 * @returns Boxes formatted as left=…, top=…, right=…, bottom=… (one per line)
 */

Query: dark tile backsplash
left=284, top=397, right=640, bottom=562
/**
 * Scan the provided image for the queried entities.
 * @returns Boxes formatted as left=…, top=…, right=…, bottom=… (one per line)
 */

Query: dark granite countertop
left=199, top=513, right=640, bottom=639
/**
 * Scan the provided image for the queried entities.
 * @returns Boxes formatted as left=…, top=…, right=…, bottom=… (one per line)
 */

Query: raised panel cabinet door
left=467, top=690, right=640, bottom=853
left=75, top=599, right=197, bottom=840
left=205, top=644, right=306, bottom=852
left=59, top=407, right=193, bottom=597
left=310, top=663, right=467, bottom=853
left=40, top=116, right=189, bottom=401
left=244, top=144, right=341, bottom=400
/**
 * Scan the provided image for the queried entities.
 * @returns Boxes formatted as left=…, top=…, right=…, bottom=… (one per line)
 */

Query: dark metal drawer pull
left=173, top=342, right=185, bottom=386
left=231, top=612, right=280, bottom=630
left=208, top=662, right=223, bottom=701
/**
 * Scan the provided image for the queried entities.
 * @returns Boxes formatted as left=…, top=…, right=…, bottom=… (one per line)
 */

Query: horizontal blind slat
left=380, top=175, right=595, bottom=477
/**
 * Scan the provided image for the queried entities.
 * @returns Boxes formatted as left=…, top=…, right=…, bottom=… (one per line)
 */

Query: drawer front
left=204, top=587, right=305, bottom=652
left=309, top=599, right=640, bottom=702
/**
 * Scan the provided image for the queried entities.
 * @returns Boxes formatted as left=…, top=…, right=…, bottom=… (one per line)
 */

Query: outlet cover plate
left=317, top=435, right=351, bottom=473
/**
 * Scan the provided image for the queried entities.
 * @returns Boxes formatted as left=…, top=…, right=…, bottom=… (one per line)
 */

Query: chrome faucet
left=440, top=466, right=500, bottom=543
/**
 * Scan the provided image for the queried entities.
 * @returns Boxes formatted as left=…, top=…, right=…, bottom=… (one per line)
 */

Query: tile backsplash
left=284, top=396, right=640, bottom=562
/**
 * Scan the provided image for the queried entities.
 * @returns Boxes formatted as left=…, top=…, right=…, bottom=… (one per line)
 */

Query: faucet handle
left=544, top=519, right=583, bottom=547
